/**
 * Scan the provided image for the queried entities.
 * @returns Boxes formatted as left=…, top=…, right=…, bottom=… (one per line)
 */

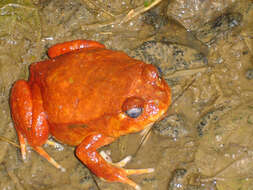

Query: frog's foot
left=100, top=150, right=132, bottom=167
left=18, top=132, right=65, bottom=171
left=33, top=146, right=66, bottom=172
left=100, top=150, right=154, bottom=179
left=76, top=134, right=154, bottom=190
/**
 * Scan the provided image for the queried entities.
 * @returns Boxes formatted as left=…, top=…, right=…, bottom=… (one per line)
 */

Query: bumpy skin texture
left=10, top=40, right=171, bottom=189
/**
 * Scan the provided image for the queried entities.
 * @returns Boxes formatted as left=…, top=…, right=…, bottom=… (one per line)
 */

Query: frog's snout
left=142, top=64, right=160, bottom=84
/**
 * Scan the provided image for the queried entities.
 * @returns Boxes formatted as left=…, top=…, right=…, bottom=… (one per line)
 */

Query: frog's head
left=118, top=63, right=171, bottom=133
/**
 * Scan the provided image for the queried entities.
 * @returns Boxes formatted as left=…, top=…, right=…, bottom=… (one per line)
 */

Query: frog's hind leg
left=48, top=39, right=106, bottom=58
left=76, top=133, right=154, bottom=190
left=10, top=80, right=64, bottom=171
left=33, top=146, right=65, bottom=171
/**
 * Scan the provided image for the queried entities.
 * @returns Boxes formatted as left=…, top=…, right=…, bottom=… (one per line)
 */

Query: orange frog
left=10, top=40, right=171, bottom=189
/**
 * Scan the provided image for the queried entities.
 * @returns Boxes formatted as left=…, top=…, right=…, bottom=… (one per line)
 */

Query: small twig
left=133, top=123, right=153, bottom=157
left=0, top=136, right=20, bottom=148
left=82, top=0, right=115, bottom=18
left=164, top=67, right=207, bottom=79
left=120, top=0, right=163, bottom=24
left=170, top=76, right=197, bottom=109
left=0, top=3, right=36, bottom=10
left=200, top=154, right=247, bottom=183
left=82, top=0, right=163, bottom=30
left=5, top=165, right=25, bottom=190
left=90, top=173, right=102, bottom=190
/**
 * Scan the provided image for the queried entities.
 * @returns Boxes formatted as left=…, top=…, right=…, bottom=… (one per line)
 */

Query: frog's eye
left=125, top=107, right=143, bottom=118
left=122, top=97, right=144, bottom=118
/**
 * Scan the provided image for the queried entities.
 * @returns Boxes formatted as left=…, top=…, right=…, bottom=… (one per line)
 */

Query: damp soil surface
left=0, top=0, right=253, bottom=190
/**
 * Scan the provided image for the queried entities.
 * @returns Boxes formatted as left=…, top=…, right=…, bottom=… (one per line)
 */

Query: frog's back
left=32, top=48, right=144, bottom=124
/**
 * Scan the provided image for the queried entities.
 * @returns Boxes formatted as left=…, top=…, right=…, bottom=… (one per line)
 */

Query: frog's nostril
left=157, top=66, right=162, bottom=77
left=142, top=64, right=159, bottom=83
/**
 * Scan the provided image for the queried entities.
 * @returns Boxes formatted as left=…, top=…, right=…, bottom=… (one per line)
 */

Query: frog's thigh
left=11, top=81, right=49, bottom=147
left=10, top=80, right=33, bottom=138
left=29, top=83, right=49, bottom=146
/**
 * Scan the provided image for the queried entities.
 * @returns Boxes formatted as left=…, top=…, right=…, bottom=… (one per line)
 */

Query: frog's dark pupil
left=125, top=107, right=143, bottom=118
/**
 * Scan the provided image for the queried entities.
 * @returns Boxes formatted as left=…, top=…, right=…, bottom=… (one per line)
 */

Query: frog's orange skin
left=10, top=40, right=171, bottom=189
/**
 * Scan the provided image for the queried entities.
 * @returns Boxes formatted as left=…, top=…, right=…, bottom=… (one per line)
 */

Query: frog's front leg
left=10, top=80, right=64, bottom=171
left=76, top=133, right=154, bottom=190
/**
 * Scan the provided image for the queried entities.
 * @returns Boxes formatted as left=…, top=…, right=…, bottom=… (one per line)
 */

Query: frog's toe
left=123, top=167, right=154, bottom=190
left=114, top=156, right=132, bottom=167
left=46, top=139, right=64, bottom=151
left=124, top=179, right=141, bottom=190
left=17, top=131, right=27, bottom=161
left=100, top=150, right=132, bottom=167
left=125, top=168, right=154, bottom=175
left=100, top=150, right=154, bottom=175
left=33, top=146, right=66, bottom=172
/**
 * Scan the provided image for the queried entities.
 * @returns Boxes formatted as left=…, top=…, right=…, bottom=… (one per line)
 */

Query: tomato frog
left=10, top=40, right=171, bottom=189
